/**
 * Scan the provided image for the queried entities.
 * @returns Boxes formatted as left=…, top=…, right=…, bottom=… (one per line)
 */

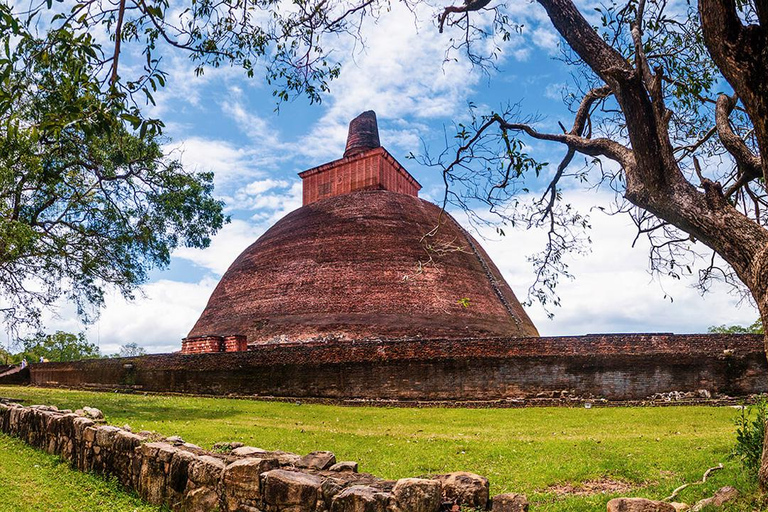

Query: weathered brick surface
left=0, top=365, right=30, bottom=385
left=28, top=333, right=767, bottom=400
left=180, top=336, right=222, bottom=354
left=223, top=335, right=248, bottom=352
left=299, top=148, right=420, bottom=206
left=343, top=111, right=381, bottom=158
left=187, top=190, right=538, bottom=346
left=180, top=335, right=248, bottom=355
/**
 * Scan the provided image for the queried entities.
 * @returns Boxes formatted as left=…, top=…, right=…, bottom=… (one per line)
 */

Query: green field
left=0, top=434, right=157, bottom=512
left=0, top=386, right=764, bottom=511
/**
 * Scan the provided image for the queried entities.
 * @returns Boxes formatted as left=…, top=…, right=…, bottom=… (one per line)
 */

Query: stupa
left=183, top=111, right=538, bottom=353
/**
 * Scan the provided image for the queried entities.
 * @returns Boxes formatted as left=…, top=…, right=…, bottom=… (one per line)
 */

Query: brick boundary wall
left=21, top=334, right=768, bottom=401
left=0, top=401, right=528, bottom=511
left=0, top=366, right=29, bottom=385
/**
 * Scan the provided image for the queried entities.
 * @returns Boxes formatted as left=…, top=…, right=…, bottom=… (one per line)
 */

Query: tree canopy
left=114, top=342, right=147, bottom=358
left=708, top=319, right=764, bottom=334
left=0, top=2, right=229, bottom=331
left=16, top=331, right=100, bottom=362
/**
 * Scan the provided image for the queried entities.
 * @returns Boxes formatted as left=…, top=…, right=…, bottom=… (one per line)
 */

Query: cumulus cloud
left=173, top=219, right=266, bottom=276
left=472, top=190, right=759, bottom=336
left=36, top=278, right=218, bottom=355
left=165, top=137, right=266, bottom=188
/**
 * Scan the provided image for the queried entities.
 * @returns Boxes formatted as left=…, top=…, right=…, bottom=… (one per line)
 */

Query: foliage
left=732, top=398, right=768, bottom=479
left=0, top=0, right=401, bottom=334
left=0, top=3, right=227, bottom=331
left=709, top=320, right=764, bottom=334
left=16, top=331, right=100, bottom=362
left=0, top=347, right=11, bottom=365
left=3, top=385, right=766, bottom=511
left=114, top=342, right=147, bottom=358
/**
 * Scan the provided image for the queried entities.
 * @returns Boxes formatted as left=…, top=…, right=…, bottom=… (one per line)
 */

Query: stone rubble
left=0, top=401, right=529, bottom=511
left=606, top=498, right=676, bottom=511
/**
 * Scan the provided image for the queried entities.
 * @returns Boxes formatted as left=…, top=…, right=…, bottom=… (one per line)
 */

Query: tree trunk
left=534, top=0, right=768, bottom=488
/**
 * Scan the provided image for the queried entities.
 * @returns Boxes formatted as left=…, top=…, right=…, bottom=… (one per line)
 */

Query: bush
left=732, top=397, right=768, bottom=478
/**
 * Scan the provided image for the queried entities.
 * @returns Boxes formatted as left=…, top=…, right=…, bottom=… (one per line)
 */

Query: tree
left=709, top=320, right=764, bottom=334
left=0, top=3, right=235, bottom=331
left=0, top=0, right=387, bottom=333
left=433, top=0, right=768, bottom=488
left=18, top=331, right=100, bottom=362
left=115, top=342, right=147, bottom=358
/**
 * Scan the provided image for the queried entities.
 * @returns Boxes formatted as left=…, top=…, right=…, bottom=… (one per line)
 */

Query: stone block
left=81, top=406, right=105, bottom=420
left=330, top=485, right=390, bottom=512
left=188, top=455, right=226, bottom=487
left=329, top=461, right=359, bottom=473
left=221, top=458, right=280, bottom=511
left=232, top=446, right=270, bottom=457
left=491, top=493, right=529, bottom=511
left=72, top=417, right=95, bottom=440
left=299, top=451, right=337, bottom=470
left=432, top=472, right=489, bottom=509
left=94, top=425, right=122, bottom=449
left=83, top=426, right=97, bottom=443
left=276, top=451, right=302, bottom=466
left=261, top=469, right=324, bottom=512
left=606, top=498, right=677, bottom=512
left=114, top=430, right=143, bottom=453
left=167, top=449, right=197, bottom=506
left=138, top=442, right=178, bottom=505
left=391, top=478, right=441, bottom=512
left=183, top=486, right=220, bottom=512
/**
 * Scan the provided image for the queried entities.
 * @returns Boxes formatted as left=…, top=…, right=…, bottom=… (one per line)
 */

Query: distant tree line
left=708, top=320, right=764, bottom=334
left=0, top=332, right=146, bottom=364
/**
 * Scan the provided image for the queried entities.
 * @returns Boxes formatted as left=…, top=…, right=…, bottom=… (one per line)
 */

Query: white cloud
left=220, top=91, right=285, bottom=149
left=544, top=82, right=565, bottom=101
left=173, top=219, right=265, bottom=276
left=88, top=278, right=219, bottom=354
left=531, top=26, right=560, bottom=54
left=292, top=2, right=523, bottom=161
left=473, top=190, right=759, bottom=336
left=164, top=137, right=270, bottom=190
left=36, top=278, right=218, bottom=355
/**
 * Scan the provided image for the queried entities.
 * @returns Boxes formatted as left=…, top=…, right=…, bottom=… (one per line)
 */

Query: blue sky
left=39, top=1, right=758, bottom=353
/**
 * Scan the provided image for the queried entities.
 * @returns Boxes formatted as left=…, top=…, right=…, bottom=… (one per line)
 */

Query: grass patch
left=0, top=386, right=765, bottom=511
left=0, top=434, right=159, bottom=512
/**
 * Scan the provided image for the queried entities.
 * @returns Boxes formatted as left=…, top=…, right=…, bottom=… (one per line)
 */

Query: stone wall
left=27, top=334, right=768, bottom=401
left=0, top=401, right=527, bottom=511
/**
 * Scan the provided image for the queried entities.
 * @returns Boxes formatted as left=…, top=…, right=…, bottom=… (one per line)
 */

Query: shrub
left=732, top=397, right=768, bottom=478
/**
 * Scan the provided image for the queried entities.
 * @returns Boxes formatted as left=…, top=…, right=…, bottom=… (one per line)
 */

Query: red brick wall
left=299, top=148, right=420, bottom=205
left=223, top=335, right=248, bottom=352
left=181, top=336, right=223, bottom=354
left=29, top=334, right=768, bottom=401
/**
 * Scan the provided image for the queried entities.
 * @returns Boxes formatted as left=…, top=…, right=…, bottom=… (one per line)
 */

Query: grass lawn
left=0, top=385, right=764, bottom=511
left=0, top=434, right=158, bottom=512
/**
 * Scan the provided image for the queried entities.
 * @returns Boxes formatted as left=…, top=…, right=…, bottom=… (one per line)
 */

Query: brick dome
left=188, top=190, right=539, bottom=345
